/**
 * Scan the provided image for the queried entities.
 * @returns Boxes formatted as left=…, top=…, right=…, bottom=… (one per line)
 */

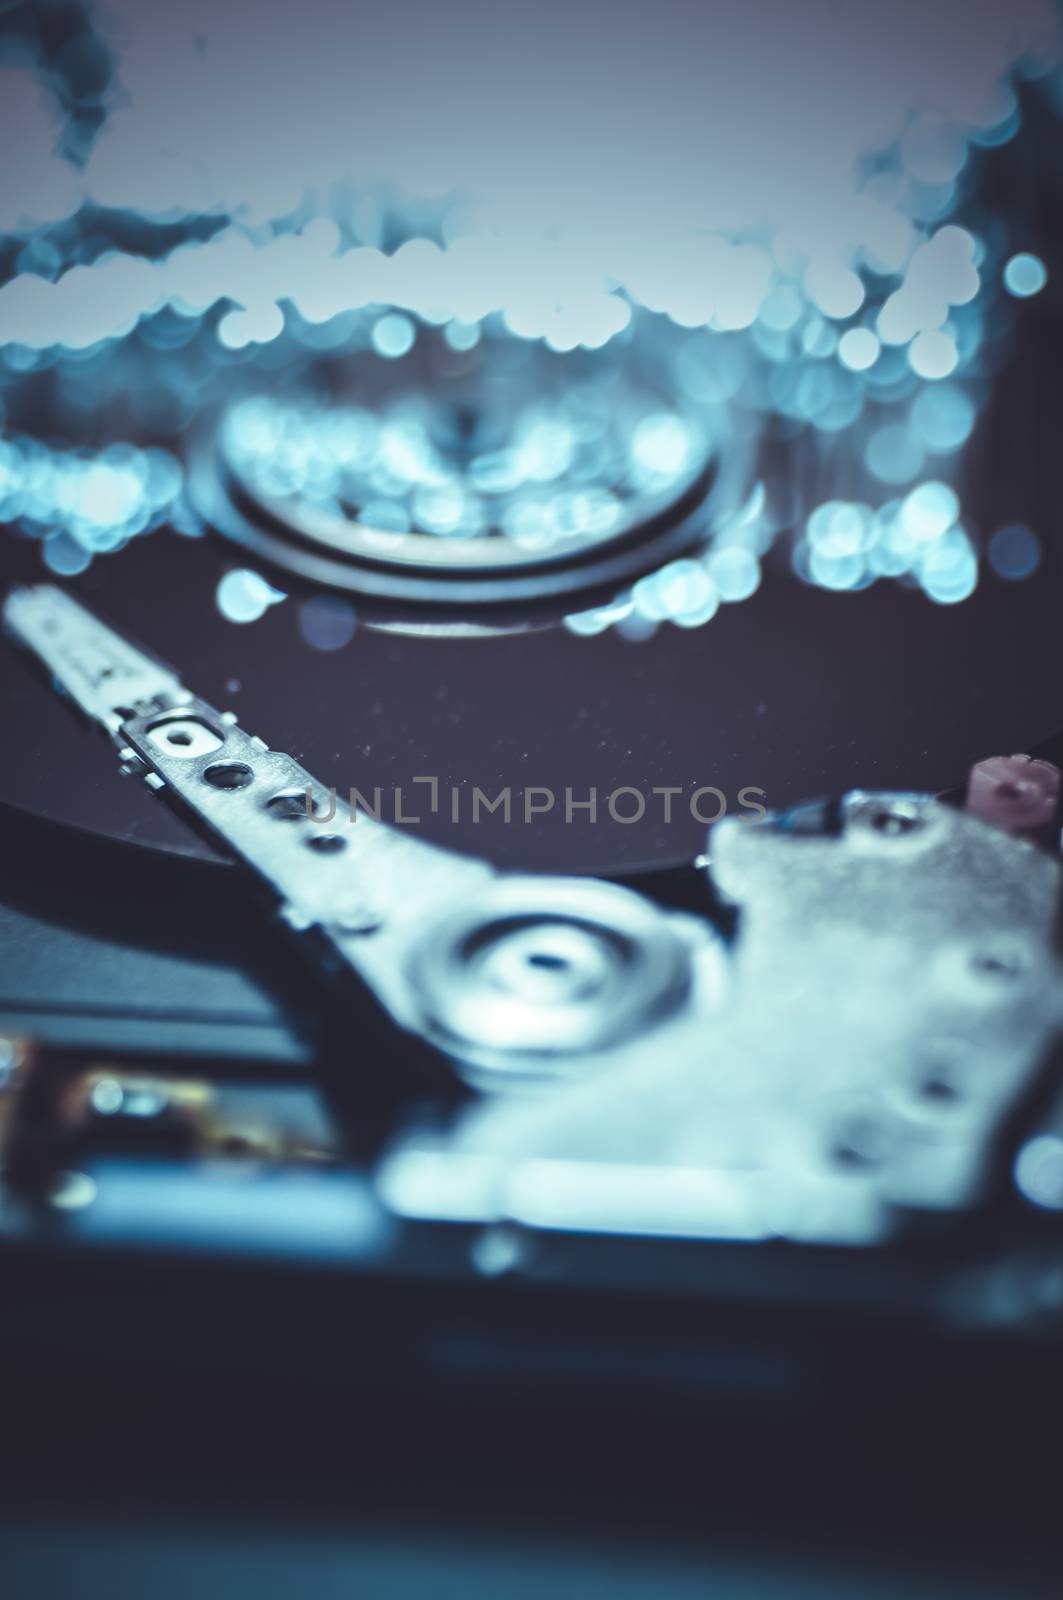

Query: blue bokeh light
left=1003, top=253, right=1048, bottom=297
left=988, top=523, right=1041, bottom=580
left=371, top=312, right=416, bottom=359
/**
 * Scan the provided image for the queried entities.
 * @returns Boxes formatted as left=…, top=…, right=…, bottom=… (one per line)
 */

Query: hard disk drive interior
left=5, top=1, right=1063, bottom=1559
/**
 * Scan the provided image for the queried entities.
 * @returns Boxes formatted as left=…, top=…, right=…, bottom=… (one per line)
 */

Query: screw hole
left=306, top=833, right=346, bottom=854
left=922, top=1074, right=959, bottom=1104
left=830, top=1111, right=890, bottom=1170
left=832, top=1141, right=877, bottom=1170
left=265, top=789, right=311, bottom=820
left=869, top=808, right=920, bottom=836
left=971, top=947, right=1025, bottom=981
left=203, top=761, right=254, bottom=791
left=526, top=951, right=570, bottom=971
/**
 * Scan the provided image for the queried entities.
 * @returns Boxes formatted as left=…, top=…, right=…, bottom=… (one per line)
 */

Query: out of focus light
left=217, top=379, right=708, bottom=569
left=796, top=482, right=976, bottom=605
left=1, top=1, right=1058, bottom=632
left=866, top=425, right=925, bottom=484
left=43, top=530, right=92, bottom=575
left=988, top=523, right=1040, bottom=579
left=900, top=480, right=959, bottom=539
left=298, top=595, right=357, bottom=650
left=908, top=329, right=958, bottom=379
left=218, top=303, right=285, bottom=349
left=372, top=312, right=416, bottom=358
left=1003, top=252, right=1048, bottom=297
left=919, top=526, right=978, bottom=604
left=910, top=384, right=976, bottom=451
left=1016, top=1135, right=1063, bottom=1210
left=216, top=568, right=287, bottom=623
left=444, top=319, right=481, bottom=352
left=0, top=435, right=183, bottom=571
left=807, top=501, right=872, bottom=556
left=705, top=546, right=760, bottom=603
left=630, top=414, right=693, bottom=480
left=837, top=328, right=880, bottom=371
left=805, top=261, right=864, bottom=320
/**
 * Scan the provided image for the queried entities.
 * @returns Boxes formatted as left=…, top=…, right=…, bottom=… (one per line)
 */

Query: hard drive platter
left=3, top=290, right=1063, bottom=876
